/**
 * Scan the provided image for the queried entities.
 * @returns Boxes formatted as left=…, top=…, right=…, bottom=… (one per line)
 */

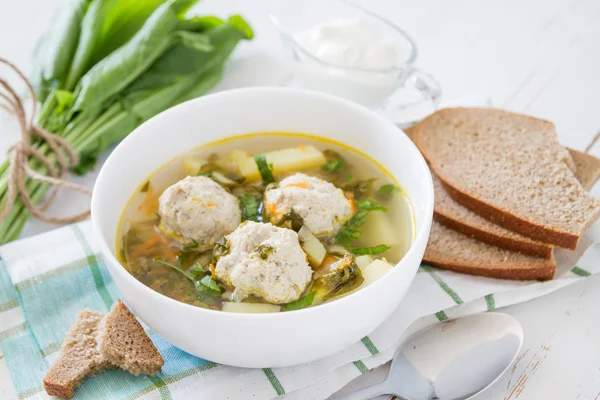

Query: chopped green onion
left=335, top=200, right=387, bottom=246
left=321, top=158, right=345, bottom=172
left=335, top=210, right=368, bottom=245
left=199, top=275, right=223, bottom=295
left=351, top=245, right=391, bottom=255
left=140, top=181, right=150, bottom=192
left=357, top=200, right=388, bottom=212
left=378, top=184, right=401, bottom=196
left=255, top=153, right=275, bottom=184
left=282, top=291, right=316, bottom=311
left=239, top=194, right=260, bottom=222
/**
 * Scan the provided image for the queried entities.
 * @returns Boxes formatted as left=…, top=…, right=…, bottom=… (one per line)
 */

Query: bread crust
left=422, top=258, right=555, bottom=281
left=434, top=210, right=554, bottom=257
left=437, top=175, right=580, bottom=249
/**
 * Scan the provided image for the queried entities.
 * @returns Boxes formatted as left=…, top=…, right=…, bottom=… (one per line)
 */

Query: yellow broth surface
left=117, top=133, right=414, bottom=311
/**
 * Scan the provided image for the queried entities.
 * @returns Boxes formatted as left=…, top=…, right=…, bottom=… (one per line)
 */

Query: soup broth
left=118, top=133, right=414, bottom=312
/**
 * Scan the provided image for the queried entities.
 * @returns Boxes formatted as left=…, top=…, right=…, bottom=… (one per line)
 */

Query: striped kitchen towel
left=1, top=220, right=599, bottom=400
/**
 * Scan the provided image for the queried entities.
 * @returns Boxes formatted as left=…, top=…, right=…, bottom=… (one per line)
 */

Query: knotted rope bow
left=0, top=58, right=91, bottom=224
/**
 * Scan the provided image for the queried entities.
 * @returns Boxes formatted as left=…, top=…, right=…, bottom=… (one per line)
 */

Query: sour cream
left=290, top=17, right=407, bottom=106
left=294, top=17, right=406, bottom=70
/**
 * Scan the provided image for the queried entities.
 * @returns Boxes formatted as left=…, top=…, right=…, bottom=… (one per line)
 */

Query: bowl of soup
left=91, top=87, right=433, bottom=368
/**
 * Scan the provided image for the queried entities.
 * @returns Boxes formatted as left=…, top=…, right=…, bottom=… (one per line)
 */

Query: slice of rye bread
left=405, top=125, right=600, bottom=258
left=412, top=108, right=600, bottom=249
left=424, top=222, right=556, bottom=280
left=44, top=302, right=164, bottom=398
left=43, top=310, right=112, bottom=399
left=431, top=150, right=600, bottom=258
left=97, top=300, right=164, bottom=376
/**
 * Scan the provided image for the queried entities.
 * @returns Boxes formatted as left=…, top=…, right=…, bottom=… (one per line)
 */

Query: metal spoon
left=340, top=312, right=523, bottom=400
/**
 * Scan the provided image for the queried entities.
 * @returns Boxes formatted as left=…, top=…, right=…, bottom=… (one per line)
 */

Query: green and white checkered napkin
left=0, top=220, right=599, bottom=400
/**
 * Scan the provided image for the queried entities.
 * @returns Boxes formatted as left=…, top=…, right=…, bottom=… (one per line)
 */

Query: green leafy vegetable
left=255, top=153, right=275, bottom=184
left=337, top=177, right=376, bottom=199
left=0, top=3, right=253, bottom=244
left=356, top=200, right=388, bottom=212
left=335, top=200, right=387, bottom=246
left=282, top=292, right=316, bottom=311
left=284, top=208, right=304, bottom=231
left=30, top=0, right=91, bottom=102
left=189, top=263, right=205, bottom=278
left=71, top=0, right=204, bottom=115
left=257, top=244, right=275, bottom=260
left=199, top=275, right=222, bottom=295
left=351, top=245, right=391, bottom=255
left=312, top=264, right=363, bottom=302
left=335, top=210, right=368, bottom=245
left=64, top=0, right=167, bottom=90
left=378, top=184, right=401, bottom=196
left=239, top=194, right=260, bottom=222
left=322, top=159, right=345, bottom=172
left=155, top=257, right=222, bottom=299
left=322, top=149, right=346, bottom=173
left=212, top=237, right=230, bottom=261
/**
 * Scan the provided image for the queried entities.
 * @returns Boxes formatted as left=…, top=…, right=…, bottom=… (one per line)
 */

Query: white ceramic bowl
left=91, top=87, right=433, bottom=368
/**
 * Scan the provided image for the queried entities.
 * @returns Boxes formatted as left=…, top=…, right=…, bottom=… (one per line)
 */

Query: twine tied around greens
left=0, top=58, right=91, bottom=224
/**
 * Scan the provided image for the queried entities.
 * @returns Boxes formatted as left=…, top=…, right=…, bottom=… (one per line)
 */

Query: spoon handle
left=338, top=381, right=391, bottom=400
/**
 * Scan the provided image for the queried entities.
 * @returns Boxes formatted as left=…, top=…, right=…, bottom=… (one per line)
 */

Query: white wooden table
left=1, top=0, right=599, bottom=398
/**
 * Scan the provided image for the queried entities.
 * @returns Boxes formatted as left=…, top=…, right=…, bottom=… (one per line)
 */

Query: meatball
left=264, top=173, right=355, bottom=236
left=158, top=176, right=241, bottom=248
left=214, top=221, right=312, bottom=304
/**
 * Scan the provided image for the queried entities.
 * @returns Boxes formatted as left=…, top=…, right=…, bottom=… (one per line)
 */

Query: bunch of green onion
left=0, top=0, right=252, bottom=244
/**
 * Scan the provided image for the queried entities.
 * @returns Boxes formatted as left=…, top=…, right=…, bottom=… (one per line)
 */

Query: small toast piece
left=43, top=310, right=111, bottom=398
left=97, top=300, right=164, bottom=376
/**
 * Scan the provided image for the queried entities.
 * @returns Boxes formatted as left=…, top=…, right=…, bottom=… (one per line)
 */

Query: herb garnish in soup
left=117, top=134, right=413, bottom=313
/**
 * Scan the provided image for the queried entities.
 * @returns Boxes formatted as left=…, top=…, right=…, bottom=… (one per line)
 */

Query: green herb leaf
left=351, top=245, right=391, bottom=255
left=335, top=210, right=368, bottom=245
left=257, top=244, right=275, bottom=260
left=321, top=158, right=345, bottom=172
left=213, top=237, right=230, bottom=261
left=282, top=292, right=316, bottom=311
left=284, top=208, right=304, bottom=231
left=255, top=153, right=275, bottom=184
left=357, top=200, right=388, bottom=212
left=239, top=194, right=260, bottom=222
left=335, top=199, right=388, bottom=246
left=378, top=184, right=401, bottom=196
left=189, top=263, right=205, bottom=278
left=199, top=275, right=222, bottom=295
left=312, top=264, right=363, bottom=301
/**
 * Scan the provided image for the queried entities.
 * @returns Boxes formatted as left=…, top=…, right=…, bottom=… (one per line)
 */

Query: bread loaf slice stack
left=406, top=108, right=600, bottom=280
